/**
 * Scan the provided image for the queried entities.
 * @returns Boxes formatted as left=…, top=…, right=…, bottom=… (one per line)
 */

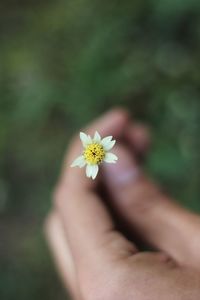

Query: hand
left=45, top=108, right=200, bottom=300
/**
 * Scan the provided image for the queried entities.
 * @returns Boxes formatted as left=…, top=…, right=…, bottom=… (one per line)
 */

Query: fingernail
left=103, top=145, right=141, bottom=187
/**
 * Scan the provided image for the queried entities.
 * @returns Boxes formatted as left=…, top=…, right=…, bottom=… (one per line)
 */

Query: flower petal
left=87, top=135, right=93, bottom=144
left=104, top=152, right=118, bottom=163
left=80, top=132, right=92, bottom=147
left=93, top=131, right=101, bottom=143
left=71, top=155, right=86, bottom=168
left=101, top=136, right=113, bottom=148
left=86, top=164, right=93, bottom=177
left=91, top=165, right=99, bottom=180
left=103, top=139, right=116, bottom=151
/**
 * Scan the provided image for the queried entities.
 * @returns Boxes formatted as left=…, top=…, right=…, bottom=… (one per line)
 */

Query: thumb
left=102, top=144, right=200, bottom=268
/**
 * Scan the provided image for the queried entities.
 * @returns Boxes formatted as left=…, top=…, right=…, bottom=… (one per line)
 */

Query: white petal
left=93, top=131, right=101, bottom=143
left=87, top=135, right=93, bottom=143
left=101, top=136, right=113, bottom=148
left=80, top=132, right=92, bottom=147
left=104, top=152, right=118, bottom=163
left=86, top=164, right=93, bottom=177
left=103, top=140, right=116, bottom=151
left=71, top=155, right=86, bottom=168
left=91, top=165, right=99, bottom=180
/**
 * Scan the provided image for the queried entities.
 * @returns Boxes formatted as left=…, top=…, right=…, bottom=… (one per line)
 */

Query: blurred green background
left=1, top=0, right=200, bottom=299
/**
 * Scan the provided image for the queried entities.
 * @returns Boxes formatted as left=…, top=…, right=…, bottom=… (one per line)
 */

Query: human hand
left=45, top=108, right=200, bottom=300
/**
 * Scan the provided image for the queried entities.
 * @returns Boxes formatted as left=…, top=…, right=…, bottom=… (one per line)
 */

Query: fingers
left=54, top=109, right=138, bottom=279
left=44, top=212, right=82, bottom=300
left=103, top=141, right=200, bottom=267
left=59, top=108, right=130, bottom=191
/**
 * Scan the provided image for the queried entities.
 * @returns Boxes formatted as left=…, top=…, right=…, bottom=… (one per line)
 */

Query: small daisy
left=71, top=131, right=118, bottom=179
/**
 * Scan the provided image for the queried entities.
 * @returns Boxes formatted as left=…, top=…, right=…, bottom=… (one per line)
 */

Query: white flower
left=71, top=131, right=118, bottom=180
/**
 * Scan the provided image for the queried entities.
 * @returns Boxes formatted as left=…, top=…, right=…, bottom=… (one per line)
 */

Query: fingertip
left=110, top=106, right=130, bottom=122
left=102, top=143, right=140, bottom=189
left=86, top=107, right=130, bottom=138
left=125, top=123, right=151, bottom=155
left=70, top=107, right=130, bottom=152
left=62, top=108, right=132, bottom=191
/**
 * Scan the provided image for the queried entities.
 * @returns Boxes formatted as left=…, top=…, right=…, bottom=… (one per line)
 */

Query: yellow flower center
left=83, top=143, right=105, bottom=165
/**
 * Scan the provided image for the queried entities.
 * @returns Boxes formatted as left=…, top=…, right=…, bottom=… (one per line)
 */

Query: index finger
left=54, top=109, right=138, bottom=279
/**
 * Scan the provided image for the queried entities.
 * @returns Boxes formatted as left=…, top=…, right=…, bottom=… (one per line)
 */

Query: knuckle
left=98, top=230, right=137, bottom=258
left=79, top=267, right=125, bottom=300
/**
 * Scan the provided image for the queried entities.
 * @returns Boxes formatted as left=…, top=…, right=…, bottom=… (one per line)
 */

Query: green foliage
left=1, top=0, right=200, bottom=299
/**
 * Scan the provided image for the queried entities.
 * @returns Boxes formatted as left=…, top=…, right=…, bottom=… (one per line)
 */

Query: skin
left=45, top=108, right=200, bottom=300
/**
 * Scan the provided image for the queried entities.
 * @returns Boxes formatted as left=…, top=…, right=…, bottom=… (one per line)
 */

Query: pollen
left=83, top=143, right=105, bottom=165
